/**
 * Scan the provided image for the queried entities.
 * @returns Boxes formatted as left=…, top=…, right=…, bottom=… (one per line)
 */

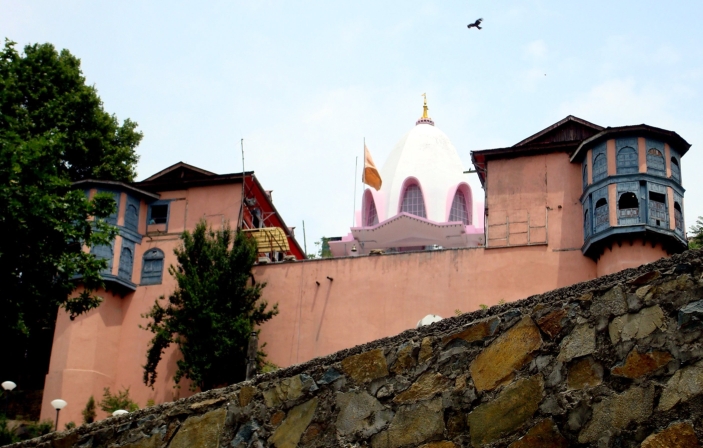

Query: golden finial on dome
left=416, top=93, right=434, bottom=126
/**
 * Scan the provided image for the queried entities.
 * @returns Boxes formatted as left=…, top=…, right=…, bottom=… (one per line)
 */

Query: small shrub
left=82, top=395, right=97, bottom=424
left=146, top=399, right=155, bottom=408
left=0, top=417, right=19, bottom=445
left=479, top=304, right=488, bottom=310
left=454, top=309, right=463, bottom=316
left=64, top=421, right=76, bottom=430
left=21, top=420, right=53, bottom=440
left=99, top=387, right=139, bottom=414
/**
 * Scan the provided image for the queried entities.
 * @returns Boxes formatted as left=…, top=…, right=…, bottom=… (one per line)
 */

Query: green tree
left=689, top=216, right=703, bottom=250
left=142, top=220, right=277, bottom=391
left=99, top=387, right=139, bottom=414
left=82, top=396, right=97, bottom=424
left=0, top=39, right=142, bottom=386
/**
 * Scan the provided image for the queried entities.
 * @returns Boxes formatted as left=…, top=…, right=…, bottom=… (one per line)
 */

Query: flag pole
left=353, top=152, right=358, bottom=226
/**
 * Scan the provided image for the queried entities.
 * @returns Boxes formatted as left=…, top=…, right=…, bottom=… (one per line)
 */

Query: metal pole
left=302, top=220, right=308, bottom=255
left=238, top=138, right=246, bottom=231
left=245, top=331, right=258, bottom=380
left=54, top=409, right=59, bottom=431
left=4, top=392, right=8, bottom=417
left=353, top=155, right=358, bottom=226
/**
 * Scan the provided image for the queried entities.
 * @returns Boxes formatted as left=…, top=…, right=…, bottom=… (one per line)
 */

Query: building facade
left=40, top=162, right=304, bottom=425
left=41, top=115, right=690, bottom=427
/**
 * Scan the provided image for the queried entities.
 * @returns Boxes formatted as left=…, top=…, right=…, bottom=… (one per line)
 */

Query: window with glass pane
left=593, top=154, right=607, bottom=182
left=400, top=184, right=427, bottom=218
left=366, top=199, right=379, bottom=226
left=449, top=190, right=470, bottom=225
left=617, top=147, right=638, bottom=174
left=647, top=149, right=665, bottom=177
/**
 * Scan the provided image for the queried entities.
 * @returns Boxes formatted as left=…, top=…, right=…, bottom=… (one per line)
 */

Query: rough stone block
left=679, top=300, right=703, bottom=330
left=391, top=342, right=417, bottom=374
left=659, top=360, right=703, bottom=411
left=611, top=349, right=673, bottom=378
left=609, top=305, right=666, bottom=344
left=371, top=398, right=444, bottom=448
left=578, top=385, right=655, bottom=443
left=341, top=349, right=389, bottom=383
left=536, top=309, right=567, bottom=339
left=268, top=397, right=318, bottom=448
left=469, top=316, right=542, bottom=391
left=317, top=367, right=343, bottom=385
left=393, top=372, right=450, bottom=404
left=591, top=286, right=627, bottom=317
left=467, top=375, right=544, bottom=446
left=557, top=323, right=595, bottom=362
left=336, top=390, right=393, bottom=437
left=567, top=357, right=603, bottom=390
left=239, top=385, right=256, bottom=407
left=169, top=408, right=227, bottom=448
left=264, top=374, right=318, bottom=407
left=441, top=316, right=500, bottom=346
left=508, top=419, right=568, bottom=448
left=641, top=422, right=700, bottom=448
left=419, top=442, right=457, bottom=448
left=418, top=337, right=434, bottom=363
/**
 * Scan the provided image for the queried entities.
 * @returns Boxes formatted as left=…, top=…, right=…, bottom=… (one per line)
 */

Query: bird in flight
left=467, top=18, right=483, bottom=30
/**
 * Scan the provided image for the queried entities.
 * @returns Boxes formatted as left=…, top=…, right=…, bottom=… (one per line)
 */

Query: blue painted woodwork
left=646, top=139, right=666, bottom=177
left=592, top=143, right=607, bottom=182
left=141, top=248, right=165, bottom=285
left=616, top=138, right=638, bottom=175
left=125, top=195, right=140, bottom=232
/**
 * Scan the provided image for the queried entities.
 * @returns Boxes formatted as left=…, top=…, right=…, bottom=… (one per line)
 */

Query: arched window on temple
left=364, top=191, right=379, bottom=226
left=141, top=248, right=165, bottom=285
left=674, top=202, right=683, bottom=232
left=647, top=148, right=666, bottom=177
left=584, top=209, right=590, bottom=238
left=118, top=247, right=133, bottom=281
left=400, top=183, right=427, bottom=218
left=593, top=153, right=607, bottom=182
left=617, top=147, right=638, bottom=174
left=449, top=189, right=471, bottom=225
left=671, top=157, right=681, bottom=183
left=618, top=192, right=639, bottom=224
left=595, top=198, right=609, bottom=230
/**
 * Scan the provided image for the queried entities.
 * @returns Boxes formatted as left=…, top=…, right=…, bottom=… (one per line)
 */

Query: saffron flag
left=362, top=144, right=382, bottom=191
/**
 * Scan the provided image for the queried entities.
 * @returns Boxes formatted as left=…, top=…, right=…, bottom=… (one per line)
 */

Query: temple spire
left=416, top=93, right=435, bottom=126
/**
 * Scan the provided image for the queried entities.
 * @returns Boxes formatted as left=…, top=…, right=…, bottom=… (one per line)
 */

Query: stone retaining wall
left=8, top=250, right=703, bottom=447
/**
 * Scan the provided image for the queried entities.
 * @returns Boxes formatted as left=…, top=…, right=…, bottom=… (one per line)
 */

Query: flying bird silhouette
left=467, top=18, right=483, bottom=30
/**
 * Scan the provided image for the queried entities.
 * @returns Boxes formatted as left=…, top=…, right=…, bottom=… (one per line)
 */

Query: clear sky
left=3, top=1, right=703, bottom=251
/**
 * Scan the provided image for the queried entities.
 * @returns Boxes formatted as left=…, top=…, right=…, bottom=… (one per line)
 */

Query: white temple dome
left=379, top=123, right=467, bottom=223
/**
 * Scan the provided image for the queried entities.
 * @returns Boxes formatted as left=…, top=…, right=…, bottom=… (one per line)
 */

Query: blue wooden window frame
left=148, top=201, right=170, bottom=228
left=118, top=247, right=134, bottom=281
left=592, top=152, right=607, bottom=182
left=616, top=147, right=638, bottom=174
left=141, top=248, right=165, bottom=285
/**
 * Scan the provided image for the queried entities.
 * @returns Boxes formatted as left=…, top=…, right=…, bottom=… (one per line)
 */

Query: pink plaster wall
left=255, top=245, right=595, bottom=367
left=596, top=240, right=668, bottom=277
